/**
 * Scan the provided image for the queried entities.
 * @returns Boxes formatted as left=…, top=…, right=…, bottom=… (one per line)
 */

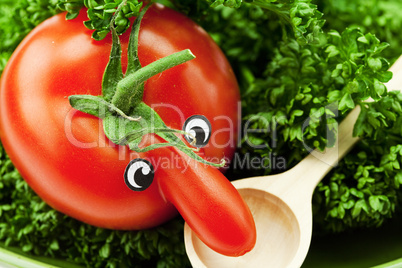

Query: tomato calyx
left=69, top=4, right=225, bottom=168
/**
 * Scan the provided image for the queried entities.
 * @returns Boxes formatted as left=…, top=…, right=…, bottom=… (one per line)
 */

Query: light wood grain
left=184, top=56, right=402, bottom=268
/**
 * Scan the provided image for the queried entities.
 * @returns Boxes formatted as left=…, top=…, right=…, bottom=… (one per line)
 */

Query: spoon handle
left=292, top=56, right=402, bottom=195
left=386, top=56, right=402, bottom=89
left=292, top=106, right=360, bottom=193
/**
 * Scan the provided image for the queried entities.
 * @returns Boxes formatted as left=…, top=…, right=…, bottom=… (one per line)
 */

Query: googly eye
left=183, top=115, right=211, bottom=148
left=124, top=159, right=154, bottom=191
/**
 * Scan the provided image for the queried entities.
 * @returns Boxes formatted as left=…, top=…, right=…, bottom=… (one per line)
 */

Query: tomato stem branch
left=111, top=49, right=195, bottom=114
left=70, top=5, right=224, bottom=167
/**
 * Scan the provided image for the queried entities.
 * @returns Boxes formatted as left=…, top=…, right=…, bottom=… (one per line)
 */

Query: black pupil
left=134, top=167, right=153, bottom=190
left=189, top=126, right=206, bottom=147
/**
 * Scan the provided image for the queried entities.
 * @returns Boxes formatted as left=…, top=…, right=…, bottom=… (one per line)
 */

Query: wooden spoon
left=184, top=55, right=402, bottom=268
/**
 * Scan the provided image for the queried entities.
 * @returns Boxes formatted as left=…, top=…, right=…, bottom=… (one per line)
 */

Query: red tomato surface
left=0, top=6, right=239, bottom=229
left=0, top=4, right=255, bottom=256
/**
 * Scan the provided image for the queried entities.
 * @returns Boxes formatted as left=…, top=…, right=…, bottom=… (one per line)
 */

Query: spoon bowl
left=186, top=187, right=301, bottom=268
left=185, top=56, right=402, bottom=268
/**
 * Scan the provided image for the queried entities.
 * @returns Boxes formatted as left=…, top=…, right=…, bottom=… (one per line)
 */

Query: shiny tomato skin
left=0, top=4, right=241, bottom=230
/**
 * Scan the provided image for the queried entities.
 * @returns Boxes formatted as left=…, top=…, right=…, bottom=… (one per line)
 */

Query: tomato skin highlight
left=0, top=4, right=256, bottom=256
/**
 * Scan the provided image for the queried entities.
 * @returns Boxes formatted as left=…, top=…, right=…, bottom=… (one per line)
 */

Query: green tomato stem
left=111, top=49, right=196, bottom=114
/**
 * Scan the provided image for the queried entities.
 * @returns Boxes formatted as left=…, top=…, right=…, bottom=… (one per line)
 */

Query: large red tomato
left=0, top=4, right=255, bottom=256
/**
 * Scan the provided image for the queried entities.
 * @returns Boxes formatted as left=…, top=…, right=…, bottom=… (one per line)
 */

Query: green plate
left=0, top=245, right=83, bottom=268
left=303, top=216, right=402, bottom=268
left=2, top=216, right=402, bottom=268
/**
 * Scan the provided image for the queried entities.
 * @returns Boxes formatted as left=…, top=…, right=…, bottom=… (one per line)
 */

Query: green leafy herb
left=58, top=0, right=142, bottom=40
left=206, top=0, right=243, bottom=8
left=315, top=0, right=402, bottom=63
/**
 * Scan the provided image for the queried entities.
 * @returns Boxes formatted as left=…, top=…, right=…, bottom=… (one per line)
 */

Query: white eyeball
left=124, top=159, right=154, bottom=191
left=183, top=115, right=212, bottom=148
